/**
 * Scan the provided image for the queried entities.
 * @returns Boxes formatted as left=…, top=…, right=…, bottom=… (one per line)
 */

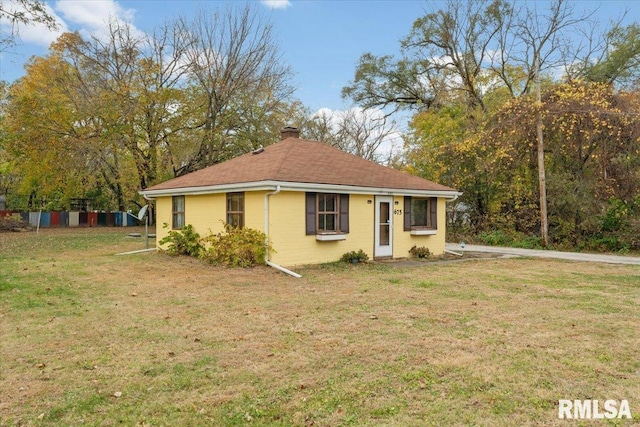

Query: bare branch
left=0, top=0, right=58, bottom=51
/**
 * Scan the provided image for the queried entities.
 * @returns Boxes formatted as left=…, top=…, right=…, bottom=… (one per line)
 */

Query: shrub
left=202, top=224, right=272, bottom=267
left=340, top=249, right=369, bottom=264
left=159, top=223, right=203, bottom=257
left=409, top=245, right=431, bottom=259
left=599, top=198, right=628, bottom=232
left=584, top=236, right=630, bottom=253
left=476, top=229, right=514, bottom=246
left=513, top=236, right=543, bottom=250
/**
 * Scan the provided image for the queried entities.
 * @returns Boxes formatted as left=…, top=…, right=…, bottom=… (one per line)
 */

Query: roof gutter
left=264, top=185, right=301, bottom=278
left=448, top=193, right=461, bottom=202
left=140, top=180, right=462, bottom=200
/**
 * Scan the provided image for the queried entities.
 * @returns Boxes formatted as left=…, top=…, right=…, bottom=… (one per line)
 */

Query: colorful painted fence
left=0, top=211, right=142, bottom=227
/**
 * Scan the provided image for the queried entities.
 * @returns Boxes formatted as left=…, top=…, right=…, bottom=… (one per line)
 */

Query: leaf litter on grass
left=1, top=229, right=639, bottom=426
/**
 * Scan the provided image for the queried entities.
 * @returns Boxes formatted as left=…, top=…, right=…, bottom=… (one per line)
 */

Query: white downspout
left=142, top=195, right=156, bottom=249
left=264, top=186, right=302, bottom=278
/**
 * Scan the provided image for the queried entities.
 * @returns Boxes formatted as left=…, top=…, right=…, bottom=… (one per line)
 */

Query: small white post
left=36, top=209, right=42, bottom=236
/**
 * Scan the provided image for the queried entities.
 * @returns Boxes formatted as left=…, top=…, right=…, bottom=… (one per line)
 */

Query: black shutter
left=404, top=196, right=412, bottom=231
left=305, top=192, right=317, bottom=235
left=339, top=194, right=349, bottom=233
left=430, top=197, right=438, bottom=228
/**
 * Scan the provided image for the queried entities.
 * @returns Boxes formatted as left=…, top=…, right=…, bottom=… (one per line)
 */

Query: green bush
left=159, top=223, right=203, bottom=257
left=409, top=245, right=431, bottom=259
left=476, top=229, right=514, bottom=246
left=581, top=235, right=629, bottom=253
left=202, top=224, right=272, bottom=267
left=513, top=236, right=543, bottom=250
left=599, top=198, right=628, bottom=232
left=340, top=249, right=369, bottom=263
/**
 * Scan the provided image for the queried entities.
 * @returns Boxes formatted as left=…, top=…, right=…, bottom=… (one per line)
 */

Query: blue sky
left=1, top=0, right=638, bottom=114
left=1, top=0, right=432, bottom=112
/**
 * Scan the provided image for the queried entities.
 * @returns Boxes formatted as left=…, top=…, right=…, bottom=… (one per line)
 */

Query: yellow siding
left=186, top=194, right=227, bottom=235
left=153, top=191, right=448, bottom=265
left=186, top=191, right=267, bottom=234
left=154, top=194, right=226, bottom=250
left=154, top=192, right=267, bottom=248
left=155, top=196, right=172, bottom=248
left=268, top=192, right=375, bottom=266
left=434, top=197, right=447, bottom=253
left=244, top=191, right=266, bottom=232
left=392, top=196, right=447, bottom=257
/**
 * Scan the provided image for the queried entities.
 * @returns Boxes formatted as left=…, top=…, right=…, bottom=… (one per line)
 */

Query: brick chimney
left=280, top=126, right=300, bottom=140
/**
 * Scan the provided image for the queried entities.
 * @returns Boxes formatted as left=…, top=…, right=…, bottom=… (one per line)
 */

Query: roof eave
left=140, top=180, right=462, bottom=200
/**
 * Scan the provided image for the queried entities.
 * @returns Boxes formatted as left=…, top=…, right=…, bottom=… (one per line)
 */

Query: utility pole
left=536, top=57, right=549, bottom=247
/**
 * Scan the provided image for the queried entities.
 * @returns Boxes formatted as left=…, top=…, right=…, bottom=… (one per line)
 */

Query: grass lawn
left=1, top=228, right=639, bottom=426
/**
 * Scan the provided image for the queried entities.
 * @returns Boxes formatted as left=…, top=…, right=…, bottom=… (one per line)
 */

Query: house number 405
left=394, top=209, right=402, bottom=215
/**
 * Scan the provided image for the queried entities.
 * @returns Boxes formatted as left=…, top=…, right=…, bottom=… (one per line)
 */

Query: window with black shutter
left=305, top=192, right=317, bottom=235
left=404, top=196, right=437, bottom=230
left=339, top=194, right=349, bottom=233
left=305, top=192, right=349, bottom=235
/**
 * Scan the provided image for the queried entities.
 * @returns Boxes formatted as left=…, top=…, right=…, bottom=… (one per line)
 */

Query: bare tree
left=569, top=22, right=640, bottom=88
left=402, top=0, right=510, bottom=112
left=344, top=0, right=512, bottom=114
left=174, top=5, right=294, bottom=175
left=496, top=0, right=595, bottom=97
left=512, top=0, right=594, bottom=247
left=50, top=18, right=194, bottom=196
left=302, top=108, right=398, bottom=163
left=0, top=0, right=58, bottom=50
left=336, top=109, right=397, bottom=162
left=344, top=0, right=606, bottom=115
left=301, top=109, right=339, bottom=146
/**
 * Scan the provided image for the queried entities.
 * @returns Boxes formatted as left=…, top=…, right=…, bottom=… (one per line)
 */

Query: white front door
left=374, top=196, right=393, bottom=258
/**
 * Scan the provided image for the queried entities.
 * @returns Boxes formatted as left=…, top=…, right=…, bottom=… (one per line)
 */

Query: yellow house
left=140, top=127, right=460, bottom=270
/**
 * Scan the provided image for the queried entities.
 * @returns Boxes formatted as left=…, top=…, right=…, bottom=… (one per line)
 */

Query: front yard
left=1, top=228, right=638, bottom=426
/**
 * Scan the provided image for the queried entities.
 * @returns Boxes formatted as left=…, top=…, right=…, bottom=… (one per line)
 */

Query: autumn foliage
left=406, top=81, right=640, bottom=250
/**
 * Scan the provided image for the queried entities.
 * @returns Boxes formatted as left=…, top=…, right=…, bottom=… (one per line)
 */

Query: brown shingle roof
left=144, top=137, right=456, bottom=193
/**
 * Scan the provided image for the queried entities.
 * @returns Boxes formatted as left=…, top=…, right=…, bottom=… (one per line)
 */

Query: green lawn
left=1, top=228, right=638, bottom=426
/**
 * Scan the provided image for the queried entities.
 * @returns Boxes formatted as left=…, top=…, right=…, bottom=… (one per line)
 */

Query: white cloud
left=0, top=1, right=145, bottom=49
left=260, top=0, right=292, bottom=10
left=311, top=107, right=404, bottom=163
left=0, top=0, right=69, bottom=47
left=55, top=0, right=135, bottom=28
left=312, top=107, right=340, bottom=129
left=53, top=0, right=144, bottom=42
